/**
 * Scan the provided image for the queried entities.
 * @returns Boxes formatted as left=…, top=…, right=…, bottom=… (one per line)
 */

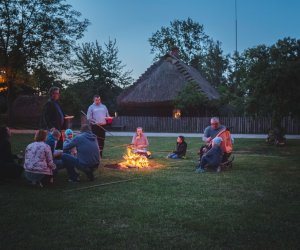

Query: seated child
left=167, top=136, right=187, bottom=159
left=46, top=128, right=62, bottom=158
left=195, top=137, right=223, bottom=173
left=131, top=127, right=151, bottom=158
left=63, top=129, right=77, bottom=156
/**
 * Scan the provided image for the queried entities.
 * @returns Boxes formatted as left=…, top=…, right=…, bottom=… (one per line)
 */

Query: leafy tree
left=201, top=40, right=229, bottom=88
left=29, top=63, right=63, bottom=95
left=73, top=39, right=132, bottom=89
left=63, top=39, right=133, bottom=116
left=103, top=39, right=133, bottom=89
left=0, top=0, right=89, bottom=123
left=174, top=81, right=217, bottom=116
left=228, top=37, right=300, bottom=128
left=149, top=18, right=210, bottom=65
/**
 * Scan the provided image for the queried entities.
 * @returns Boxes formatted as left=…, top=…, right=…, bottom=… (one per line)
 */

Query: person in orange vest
left=199, top=117, right=233, bottom=161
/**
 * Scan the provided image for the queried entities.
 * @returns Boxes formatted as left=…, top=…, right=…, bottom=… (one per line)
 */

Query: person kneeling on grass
left=195, top=137, right=223, bottom=173
left=167, top=136, right=187, bottom=159
left=24, top=130, right=56, bottom=187
left=46, top=128, right=79, bottom=182
left=62, top=124, right=100, bottom=181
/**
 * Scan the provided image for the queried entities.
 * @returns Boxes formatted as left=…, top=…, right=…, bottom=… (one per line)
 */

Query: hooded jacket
left=63, top=131, right=100, bottom=167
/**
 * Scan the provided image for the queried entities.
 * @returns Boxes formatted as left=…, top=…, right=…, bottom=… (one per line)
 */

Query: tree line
left=0, top=1, right=299, bottom=129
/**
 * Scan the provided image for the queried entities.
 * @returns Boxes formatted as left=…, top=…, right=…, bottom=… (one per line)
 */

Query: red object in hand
left=105, top=117, right=113, bottom=125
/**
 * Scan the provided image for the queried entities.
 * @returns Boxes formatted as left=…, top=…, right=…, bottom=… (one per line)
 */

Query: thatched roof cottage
left=117, top=50, right=220, bottom=116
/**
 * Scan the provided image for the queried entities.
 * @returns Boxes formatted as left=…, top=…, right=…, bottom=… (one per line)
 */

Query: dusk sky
left=66, top=0, right=300, bottom=79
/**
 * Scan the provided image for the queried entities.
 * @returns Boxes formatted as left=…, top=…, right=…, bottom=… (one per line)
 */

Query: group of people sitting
left=196, top=117, right=234, bottom=173
left=130, top=127, right=188, bottom=160
left=131, top=117, right=233, bottom=174
left=0, top=117, right=233, bottom=186
left=0, top=124, right=100, bottom=187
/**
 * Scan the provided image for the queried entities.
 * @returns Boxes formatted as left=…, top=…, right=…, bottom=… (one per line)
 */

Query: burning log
left=119, top=146, right=150, bottom=168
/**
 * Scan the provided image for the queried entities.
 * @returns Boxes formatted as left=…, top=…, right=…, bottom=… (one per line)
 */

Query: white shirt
left=87, top=103, right=109, bottom=124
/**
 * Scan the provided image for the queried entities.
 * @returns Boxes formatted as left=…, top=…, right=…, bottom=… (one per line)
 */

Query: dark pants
left=91, top=124, right=106, bottom=157
left=62, top=153, right=98, bottom=181
left=53, top=158, right=79, bottom=181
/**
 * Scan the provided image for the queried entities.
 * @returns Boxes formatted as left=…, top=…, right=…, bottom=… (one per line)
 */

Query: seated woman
left=24, top=130, right=56, bottom=187
left=0, top=126, right=23, bottom=180
left=167, top=136, right=187, bottom=159
left=196, top=137, right=223, bottom=173
left=131, top=127, right=151, bottom=158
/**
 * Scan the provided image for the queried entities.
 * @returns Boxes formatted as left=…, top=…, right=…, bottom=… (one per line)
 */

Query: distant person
left=131, top=127, right=151, bottom=158
left=167, top=136, right=187, bottom=159
left=199, top=117, right=226, bottom=159
left=0, top=126, right=23, bottom=180
left=62, top=124, right=100, bottom=181
left=87, top=95, right=111, bottom=158
left=63, top=129, right=77, bottom=156
left=196, top=137, right=224, bottom=173
left=203, top=117, right=225, bottom=144
left=23, top=130, right=56, bottom=187
left=40, top=86, right=65, bottom=148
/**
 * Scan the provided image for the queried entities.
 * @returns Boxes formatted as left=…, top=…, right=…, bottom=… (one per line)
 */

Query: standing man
left=87, top=95, right=110, bottom=157
left=41, top=87, right=65, bottom=149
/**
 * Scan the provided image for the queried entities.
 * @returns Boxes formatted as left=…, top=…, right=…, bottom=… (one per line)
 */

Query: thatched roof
left=117, top=53, right=220, bottom=107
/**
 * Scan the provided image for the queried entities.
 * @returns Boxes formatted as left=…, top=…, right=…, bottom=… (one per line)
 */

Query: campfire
left=104, top=145, right=157, bottom=170
left=119, top=146, right=150, bottom=169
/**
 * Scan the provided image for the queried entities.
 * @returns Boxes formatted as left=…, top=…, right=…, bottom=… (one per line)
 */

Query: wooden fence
left=6, top=114, right=300, bottom=134
left=109, top=116, right=300, bottom=134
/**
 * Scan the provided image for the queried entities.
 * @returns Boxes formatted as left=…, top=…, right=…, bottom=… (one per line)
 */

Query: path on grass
left=10, top=129, right=300, bottom=139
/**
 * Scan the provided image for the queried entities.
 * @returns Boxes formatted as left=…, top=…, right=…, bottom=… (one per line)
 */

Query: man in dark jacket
left=41, top=87, right=65, bottom=130
left=41, top=86, right=65, bottom=148
left=167, top=136, right=187, bottom=159
left=62, top=124, right=100, bottom=181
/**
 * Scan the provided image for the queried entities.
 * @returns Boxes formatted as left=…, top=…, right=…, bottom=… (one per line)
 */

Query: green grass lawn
left=1, top=134, right=300, bottom=250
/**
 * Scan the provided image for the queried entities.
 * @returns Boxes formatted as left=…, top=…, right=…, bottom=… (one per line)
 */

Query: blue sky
left=66, top=0, right=300, bottom=79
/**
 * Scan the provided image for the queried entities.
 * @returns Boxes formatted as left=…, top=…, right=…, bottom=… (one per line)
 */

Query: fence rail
left=6, top=114, right=300, bottom=134
left=107, top=116, right=300, bottom=134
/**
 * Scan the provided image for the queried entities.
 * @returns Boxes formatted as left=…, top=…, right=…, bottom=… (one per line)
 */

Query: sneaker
left=216, top=166, right=221, bottom=173
left=195, top=168, right=205, bottom=173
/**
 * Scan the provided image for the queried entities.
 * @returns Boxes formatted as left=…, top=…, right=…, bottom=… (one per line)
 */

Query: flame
left=119, top=147, right=150, bottom=168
